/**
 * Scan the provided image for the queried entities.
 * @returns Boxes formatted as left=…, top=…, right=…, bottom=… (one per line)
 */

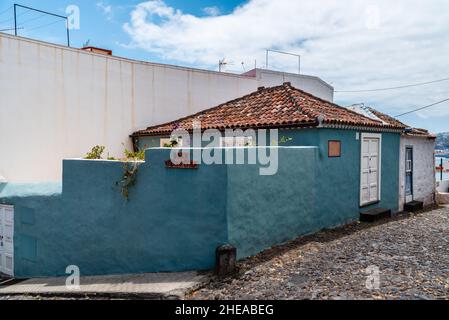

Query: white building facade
left=0, top=33, right=334, bottom=183
left=398, top=133, right=436, bottom=210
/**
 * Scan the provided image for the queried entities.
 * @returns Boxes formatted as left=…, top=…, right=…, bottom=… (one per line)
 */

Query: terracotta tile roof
left=367, top=107, right=408, bottom=128
left=132, top=83, right=406, bottom=137
left=367, top=107, right=435, bottom=138
left=407, top=128, right=435, bottom=137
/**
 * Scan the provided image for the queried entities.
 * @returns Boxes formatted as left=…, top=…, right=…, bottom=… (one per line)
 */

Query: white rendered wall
left=436, top=180, right=449, bottom=193
left=398, top=136, right=436, bottom=210
left=253, top=69, right=334, bottom=102
left=0, top=34, right=333, bottom=182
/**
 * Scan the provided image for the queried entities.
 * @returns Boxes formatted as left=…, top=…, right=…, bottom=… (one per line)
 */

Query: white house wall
left=255, top=69, right=334, bottom=102
left=0, top=34, right=333, bottom=183
left=398, top=136, right=436, bottom=210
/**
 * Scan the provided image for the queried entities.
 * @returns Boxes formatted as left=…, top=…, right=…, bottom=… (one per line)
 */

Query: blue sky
left=1, top=0, right=449, bottom=133
left=0, top=0, right=244, bottom=63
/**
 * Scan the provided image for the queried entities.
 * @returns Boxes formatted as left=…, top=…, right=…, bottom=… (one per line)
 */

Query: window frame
left=328, top=140, right=342, bottom=158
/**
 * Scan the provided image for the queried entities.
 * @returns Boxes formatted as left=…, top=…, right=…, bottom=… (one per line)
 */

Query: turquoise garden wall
left=2, top=149, right=229, bottom=277
left=226, top=147, right=317, bottom=258
left=139, top=127, right=401, bottom=223
left=0, top=128, right=401, bottom=277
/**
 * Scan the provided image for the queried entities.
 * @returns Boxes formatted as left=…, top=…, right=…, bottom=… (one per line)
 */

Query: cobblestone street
left=1, top=207, right=448, bottom=300
left=191, top=207, right=449, bottom=300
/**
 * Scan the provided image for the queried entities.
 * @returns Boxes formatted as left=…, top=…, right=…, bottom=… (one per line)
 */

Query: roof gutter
left=130, top=122, right=320, bottom=138
left=321, top=123, right=404, bottom=133
left=131, top=121, right=407, bottom=138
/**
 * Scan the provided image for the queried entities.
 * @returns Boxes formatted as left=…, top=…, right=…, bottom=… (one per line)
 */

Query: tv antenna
left=218, top=58, right=235, bottom=72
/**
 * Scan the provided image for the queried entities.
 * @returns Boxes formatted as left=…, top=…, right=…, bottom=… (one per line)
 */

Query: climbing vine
left=85, top=144, right=146, bottom=200
left=119, top=161, right=140, bottom=200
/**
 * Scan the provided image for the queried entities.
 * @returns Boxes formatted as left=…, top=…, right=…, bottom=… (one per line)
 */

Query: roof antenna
left=218, top=58, right=226, bottom=72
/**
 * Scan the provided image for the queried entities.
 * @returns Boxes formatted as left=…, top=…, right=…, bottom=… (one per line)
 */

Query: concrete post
left=215, top=244, right=237, bottom=277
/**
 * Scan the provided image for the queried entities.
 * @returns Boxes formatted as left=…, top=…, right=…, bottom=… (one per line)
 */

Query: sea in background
left=436, top=156, right=449, bottom=180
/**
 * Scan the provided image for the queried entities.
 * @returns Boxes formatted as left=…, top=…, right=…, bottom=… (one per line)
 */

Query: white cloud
left=97, top=1, right=113, bottom=20
left=123, top=0, right=449, bottom=118
left=202, top=6, right=221, bottom=17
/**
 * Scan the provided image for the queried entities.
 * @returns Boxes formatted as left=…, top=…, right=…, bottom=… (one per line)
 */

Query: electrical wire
left=0, top=7, right=13, bottom=25
left=18, top=13, right=47, bottom=25
left=0, top=6, right=13, bottom=17
left=0, top=7, right=38, bottom=26
left=0, top=27, right=23, bottom=32
left=336, top=77, right=449, bottom=93
left=0, top=17, right=13, bottom=25
left=24, top=17, right=66, bottom=32
left=395, top=97, right=449, bottom=117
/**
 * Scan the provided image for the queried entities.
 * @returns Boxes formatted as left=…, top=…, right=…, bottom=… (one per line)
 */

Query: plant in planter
left=163, top=136, right=181, bottom=148
left=121, top=143, right=145, bottom=161
left=279, top=136, right=293, bottom=144
left=85, top=145, right=106, bottom=159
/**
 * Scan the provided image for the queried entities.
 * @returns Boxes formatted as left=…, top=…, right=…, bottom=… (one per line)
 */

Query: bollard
left=215, top=244, right=237, bottom=277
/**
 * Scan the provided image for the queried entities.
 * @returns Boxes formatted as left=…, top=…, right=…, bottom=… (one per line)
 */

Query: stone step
left=404, top=201, right=424, bottom=213
left=360, top=208, right=391, bottom=222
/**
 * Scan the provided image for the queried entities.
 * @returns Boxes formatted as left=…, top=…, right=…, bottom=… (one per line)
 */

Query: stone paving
left=191, top=207, right=449, bottom=300
left=0, top=271, right=209, bottom=300
left=1, top=207, right=447, bottom=300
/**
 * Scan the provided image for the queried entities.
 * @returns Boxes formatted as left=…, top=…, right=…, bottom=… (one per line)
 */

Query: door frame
left=0, top=204, right=14, bottom=277
left=405, top=146, right=414, bottom=203
left=360, top=133, right=382, bottom=207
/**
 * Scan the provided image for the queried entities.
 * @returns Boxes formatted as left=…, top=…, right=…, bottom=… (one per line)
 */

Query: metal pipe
left=13, top=4, right=17, bottom=36
left=265, top=49, right=301, bottom=74
left=14, top=4, right=67, bottom=20
left=66, top=19, right=70, bottom=47
left=13, top=3, right=70, bottom=47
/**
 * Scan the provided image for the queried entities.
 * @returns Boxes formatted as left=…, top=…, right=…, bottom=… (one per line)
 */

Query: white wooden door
left=360, top=134, right=382, bottom=206
left=0, top=205, right=14, bottom=277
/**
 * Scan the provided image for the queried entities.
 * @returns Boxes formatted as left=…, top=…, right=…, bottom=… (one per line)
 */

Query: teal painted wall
left=136, top=136, right=166, bottom=149
left=0, top=127, right=401, bottom=277
left=224, top=128, right=400, bottom=258
left=139, top=128, right=400, bottom=223
left=226, top=147, right=318, bottom=258
left=278, top=128, right=400, bottom=214
left=1, top=149, right=228, bottom=278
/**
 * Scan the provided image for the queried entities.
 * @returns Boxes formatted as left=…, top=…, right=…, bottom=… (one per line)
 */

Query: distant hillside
left=436, top=132, right=449, bottom=150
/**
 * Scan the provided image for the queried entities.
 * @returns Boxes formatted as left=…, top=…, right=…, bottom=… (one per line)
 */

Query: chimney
left=81, top=46, right=112, bottom=56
